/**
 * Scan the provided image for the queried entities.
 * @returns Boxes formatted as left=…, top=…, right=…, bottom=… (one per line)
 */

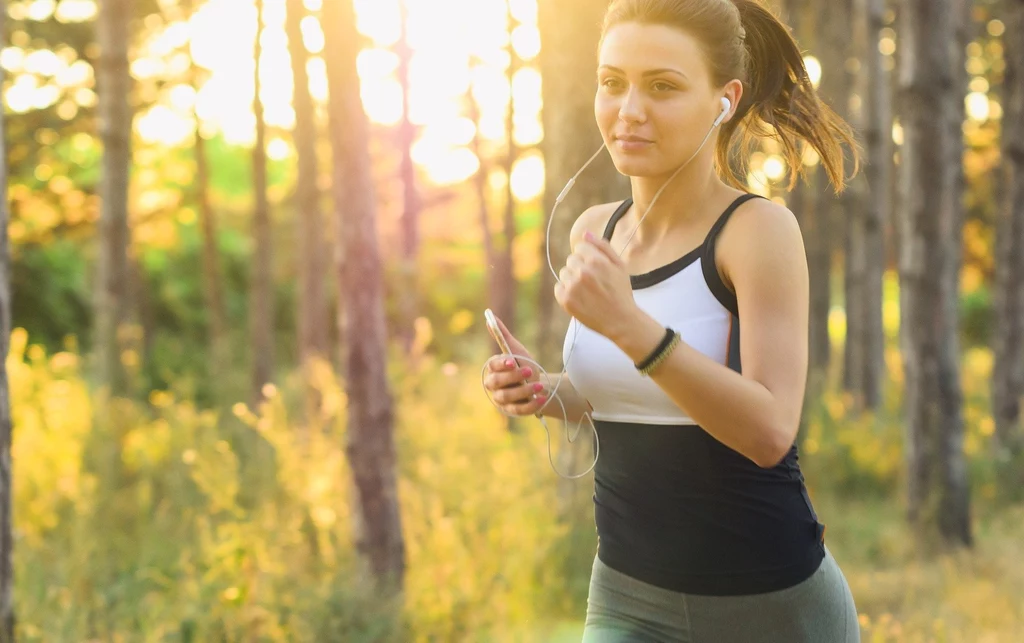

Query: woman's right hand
left=483, top=316, right=548, bottom=417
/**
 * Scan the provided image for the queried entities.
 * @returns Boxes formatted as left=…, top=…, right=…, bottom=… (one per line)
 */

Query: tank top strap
left=602, top=198, right=634, bottom=241
left=700, top=193, right=765, bottom=316
left=701, top=193, right=765, bottom=251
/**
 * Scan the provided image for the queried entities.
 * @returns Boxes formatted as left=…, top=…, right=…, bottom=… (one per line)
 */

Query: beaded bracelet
left=635, top=327, right=681, bottom=377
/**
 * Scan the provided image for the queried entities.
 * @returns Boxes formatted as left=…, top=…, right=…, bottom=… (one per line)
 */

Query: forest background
left=0, top=0, right=1023, bottom=641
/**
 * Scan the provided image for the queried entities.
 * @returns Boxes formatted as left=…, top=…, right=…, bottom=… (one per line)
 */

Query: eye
left=651, top=81, right=676, bottom=92
left=600, top=77, right=625, bottom=91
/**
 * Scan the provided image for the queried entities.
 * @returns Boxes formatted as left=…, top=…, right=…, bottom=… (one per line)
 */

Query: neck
left=625, top=153, right=721, bottom=243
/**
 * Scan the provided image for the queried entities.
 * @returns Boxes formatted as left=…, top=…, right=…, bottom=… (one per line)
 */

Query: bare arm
left=538, top=372, right=593, bottom=424
left=608, top=201, right=809, bottom=467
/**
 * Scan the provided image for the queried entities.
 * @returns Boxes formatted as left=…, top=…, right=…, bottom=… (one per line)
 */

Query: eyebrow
left=598, top=65, right=688, bottom=81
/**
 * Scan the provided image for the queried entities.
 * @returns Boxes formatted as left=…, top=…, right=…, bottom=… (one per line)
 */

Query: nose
left=618, top=86, right=647, bottom=125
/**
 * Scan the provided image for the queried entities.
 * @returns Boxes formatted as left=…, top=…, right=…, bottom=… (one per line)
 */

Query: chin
left=609, top=154, right=666, bottom=178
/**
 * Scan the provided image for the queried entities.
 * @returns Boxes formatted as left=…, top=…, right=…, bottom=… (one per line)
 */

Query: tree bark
left=323, top=0, right=406, bottom=588
left=536, top=0, right=629, bottom=361
left=993, top=0, right=1024, bottom=468
left=467, top=91, right=501, bottom=320
left=396, top=0, right=421, bottom=354
left=846, top=0, right=889, bottom=410
left=497, top=5, right=520, bottom=338
left=897, top=0, right=972, bottom=548
left=286, top=0, right=328, bottom=421
left=250, top=0, right=274, bottom=405
left=94, top=0, right=133, bottom=396
left=186, top=0, right=229, bottom=399
left=0, top=2, right=16, bottom=635
left=794, top=0, right=835, bottom=378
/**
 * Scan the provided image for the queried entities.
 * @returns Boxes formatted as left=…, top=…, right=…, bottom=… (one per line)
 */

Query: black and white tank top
left=563, top=194, right=758, bottom=421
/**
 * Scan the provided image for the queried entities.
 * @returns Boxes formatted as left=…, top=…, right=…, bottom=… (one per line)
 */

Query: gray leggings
left=582, top=547, right=860, bottom=642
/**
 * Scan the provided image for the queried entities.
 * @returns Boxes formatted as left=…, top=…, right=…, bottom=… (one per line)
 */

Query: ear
left=719, top=79, right=744, bottom=124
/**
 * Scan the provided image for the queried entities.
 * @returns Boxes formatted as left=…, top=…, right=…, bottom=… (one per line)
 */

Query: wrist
left=610, top=309, right=666, bottom=363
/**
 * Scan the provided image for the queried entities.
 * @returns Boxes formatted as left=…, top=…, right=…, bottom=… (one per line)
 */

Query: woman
left=483, top=0, right=860, bottom=640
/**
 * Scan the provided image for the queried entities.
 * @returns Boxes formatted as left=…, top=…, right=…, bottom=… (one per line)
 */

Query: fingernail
left=521, top=367, right=533, bottom=378
left=505, top=359, right=514, bottom=368
left=533, top=382, right=544, bottom=392
left=584, top=231, right=594, bottom=241
left=537, top=395, right=548, bottom=404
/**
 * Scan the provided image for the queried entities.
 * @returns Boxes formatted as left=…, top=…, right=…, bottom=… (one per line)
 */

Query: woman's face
left=596, top=22, right=730, bottom=178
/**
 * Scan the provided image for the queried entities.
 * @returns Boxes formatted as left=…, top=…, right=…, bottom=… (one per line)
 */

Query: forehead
left=598, top=22, right=709, bottom=78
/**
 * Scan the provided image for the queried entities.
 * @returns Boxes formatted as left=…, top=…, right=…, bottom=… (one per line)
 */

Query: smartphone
left=484, top=308, right=515, bottom=360
left=485, top=309, right=542, bottom=416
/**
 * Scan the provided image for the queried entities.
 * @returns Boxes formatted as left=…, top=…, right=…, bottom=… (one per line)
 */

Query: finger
left=565, top=253, right=585, bottom=272
left=487, top=355, right=516, bottom=372
left=494, top=381, right=545, bottom=405
left=583, top=231, right=624, bottom=266
left=558, top=265, right=576, bottom=285
left=485, top=366, right=537, bottom=391
left=505, top=393, right=548, bottom=417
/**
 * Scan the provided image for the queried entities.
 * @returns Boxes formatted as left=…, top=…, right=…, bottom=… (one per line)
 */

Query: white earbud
left=714, top=97, right=732, bottom=127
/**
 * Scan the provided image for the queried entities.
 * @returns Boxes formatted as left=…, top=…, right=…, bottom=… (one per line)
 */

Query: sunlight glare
left=763, top=155, right=786, bottom=182
left=510, top=25, right=541, bottom=61
left=24, top=49, right=62, bottom=76
left=307, top=57, right=328, bottom=102
left=137, top=105, right=194, bottom=146
left=54, top=0, right=97, bottom=22
left=300, top=16, right=325, bottom=54
left=804, top=56, right=821, bottom=89
left=5, top=75, right=41, bottom=113
left=425, top=148, right=480, bottom=185
left=509, top=0, right=538, bottom=24
left=169, top=84, right=198, bottom=111
left=513, top=115, right=543, bottom=147
left=267, top=138, right=293, bottom=160
left=358, top=49, right=400, bottom=78
left=362, top=79, right=405, bottom=126
left=56, top=59, right=93, bottom=87
left=510, top=153, right=544, bottom=201
left=965, top=92, right=990, bottom=121
left=0, top=47, right=25, bottom=73
left=27, top=0, right=57, bottom=22
left=355, top=0, right=402, bottom=46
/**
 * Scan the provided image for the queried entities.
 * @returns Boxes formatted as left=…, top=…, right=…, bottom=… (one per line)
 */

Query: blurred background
left=0, top=0, right=1021, bottom=640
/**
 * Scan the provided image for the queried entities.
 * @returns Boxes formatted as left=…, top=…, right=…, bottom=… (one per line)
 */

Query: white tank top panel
left=562, top=195, right=760, bottom=425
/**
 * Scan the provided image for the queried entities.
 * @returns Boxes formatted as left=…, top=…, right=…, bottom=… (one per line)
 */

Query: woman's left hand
left=555, top=231, right=640, bottom=341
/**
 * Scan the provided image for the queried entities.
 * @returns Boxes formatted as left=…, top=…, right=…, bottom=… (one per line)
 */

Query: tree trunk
left=791, top=0, right=833, bottom=387
left=323, top=0, right=406, bottom=588
left=993, top=0, right=1024, bottom=469
left=186, top=0, right=229, bottom=399
left=396, top=0, right=421, bottom=354
left=286, top=0, right=328, bottom=422
left=846, top=0, right=889, bottom=410
left=95, top=0, right=133, bottom=396
left=497, top=5, right=520, bottom=338
left=467, top=92, right=501, bottom=320
left=0, top=2, right=16, bottom=635
left=536, top=0, right=629, bottom=361
left=193, top=109, right=229, bottom=392
left=897, top=0, right=972, bottom=548
left=250, top=0, right=274, bottom=404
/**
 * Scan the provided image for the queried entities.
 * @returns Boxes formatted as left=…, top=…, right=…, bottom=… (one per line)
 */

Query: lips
left=615, top=135, right=654, bottom=143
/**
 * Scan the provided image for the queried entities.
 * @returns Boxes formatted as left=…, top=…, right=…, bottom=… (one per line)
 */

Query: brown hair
left=601, top=0, right=859, bottom=192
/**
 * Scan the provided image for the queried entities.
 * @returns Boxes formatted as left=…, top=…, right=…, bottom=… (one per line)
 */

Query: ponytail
left=724, top=0, right=859, bottom=192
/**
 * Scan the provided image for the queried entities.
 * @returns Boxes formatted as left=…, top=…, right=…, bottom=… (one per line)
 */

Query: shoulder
left=716, top=197, right=806, bottom=291
left=569, top=200, right=629, bottom=253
